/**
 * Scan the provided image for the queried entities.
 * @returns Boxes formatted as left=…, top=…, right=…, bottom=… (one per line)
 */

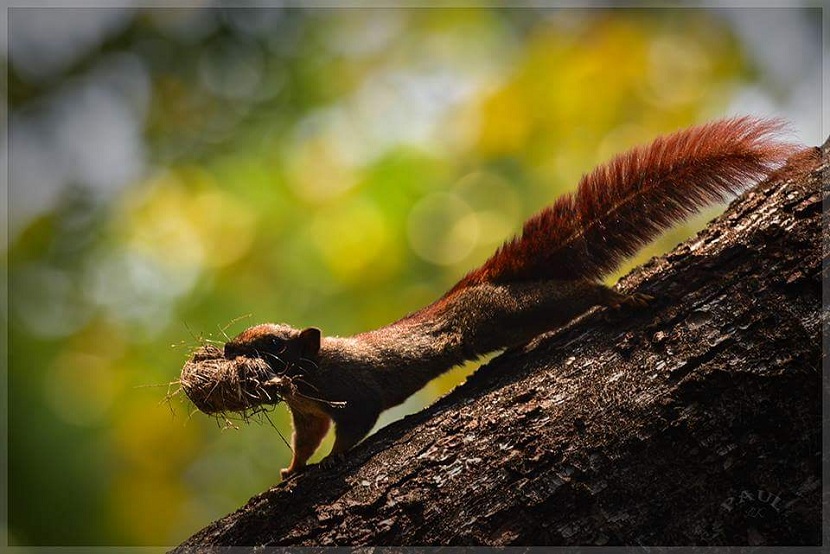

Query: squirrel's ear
left=298, top=327, right=321, bottom=358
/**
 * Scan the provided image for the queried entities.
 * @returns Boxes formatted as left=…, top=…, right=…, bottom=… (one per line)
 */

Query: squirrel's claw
left=280, top=465, right=305, bottom=481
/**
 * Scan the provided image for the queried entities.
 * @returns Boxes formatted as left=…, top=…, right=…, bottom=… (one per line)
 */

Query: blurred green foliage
left=6, top=6, right=813, bottom=546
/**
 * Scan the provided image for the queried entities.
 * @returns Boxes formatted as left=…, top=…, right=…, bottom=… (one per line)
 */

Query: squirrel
left=222, top=116, right=796, bottom=480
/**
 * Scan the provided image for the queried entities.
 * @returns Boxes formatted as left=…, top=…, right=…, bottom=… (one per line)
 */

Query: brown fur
left=222, top=117, right=798, bottom=478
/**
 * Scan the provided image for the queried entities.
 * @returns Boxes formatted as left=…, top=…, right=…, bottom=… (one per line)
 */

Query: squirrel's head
left=223, top=323, right=321, bottom=374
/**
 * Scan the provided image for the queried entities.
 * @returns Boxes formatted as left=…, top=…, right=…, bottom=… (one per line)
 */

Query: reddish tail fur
left=451, top=116, right=798, bottom=291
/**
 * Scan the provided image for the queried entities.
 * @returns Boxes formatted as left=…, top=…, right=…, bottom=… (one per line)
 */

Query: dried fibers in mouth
left=179, top=345, right=281, bottom=415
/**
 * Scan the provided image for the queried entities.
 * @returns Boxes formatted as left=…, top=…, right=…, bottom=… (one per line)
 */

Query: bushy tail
left=451, top=116, right=798, bottom=291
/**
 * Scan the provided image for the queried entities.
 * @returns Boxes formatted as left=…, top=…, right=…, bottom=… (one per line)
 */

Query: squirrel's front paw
left=319, top=452, right=346, bottom=470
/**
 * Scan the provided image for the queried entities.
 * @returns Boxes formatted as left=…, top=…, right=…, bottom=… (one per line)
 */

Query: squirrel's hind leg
left=319, top=408, right=380, bottom=469
left=604, top=289, right=653, bottom=309
left=597, top=285, right=653, bottom=320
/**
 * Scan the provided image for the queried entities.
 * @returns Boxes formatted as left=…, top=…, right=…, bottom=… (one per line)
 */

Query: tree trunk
left=174, top=141, right=825, bottom=549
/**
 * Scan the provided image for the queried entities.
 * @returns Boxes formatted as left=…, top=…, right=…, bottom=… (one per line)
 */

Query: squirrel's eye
left=270, top=337, right=282, bottom=346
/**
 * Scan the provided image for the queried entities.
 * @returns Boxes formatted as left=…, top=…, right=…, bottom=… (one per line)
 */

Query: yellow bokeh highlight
left=646, top=34, right=713, bottom=108
left=595, top=123, right=652, bottom=164
left=285, top=131, right=359, bottom=203
left=524, top=17, right=648, bottom=127
left=111, top=395, right=198, bottom=475
left=470, top=12, right=744, bottom=217
left=407, top=192, right=478, bottom=266
left=43, top=350, right=125, bottom=427
left=41, top=319, right=129, bottom=427
left=118, top=167, right=257, bottom=271
left=111, top=473, right=188, bottom=545
left=309, top=198, right=395, bottom=284
left=476, top=82, right=532, bottom=156
left=108, top=391, right=199, bottom=543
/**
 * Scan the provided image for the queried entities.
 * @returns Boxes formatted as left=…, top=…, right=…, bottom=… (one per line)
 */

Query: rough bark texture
left=174, top=141, right=825, bottom=550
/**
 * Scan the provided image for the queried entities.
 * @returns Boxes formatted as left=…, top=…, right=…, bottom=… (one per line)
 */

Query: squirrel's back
left=450, top=116, right=797, bottom=292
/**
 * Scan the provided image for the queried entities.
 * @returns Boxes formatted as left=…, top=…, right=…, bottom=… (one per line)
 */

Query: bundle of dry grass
left=178, top=344, right=283, bottom=416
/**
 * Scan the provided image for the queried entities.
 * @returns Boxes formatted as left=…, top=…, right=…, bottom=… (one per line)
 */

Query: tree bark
left=174, top=141, right=825, bottom=549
